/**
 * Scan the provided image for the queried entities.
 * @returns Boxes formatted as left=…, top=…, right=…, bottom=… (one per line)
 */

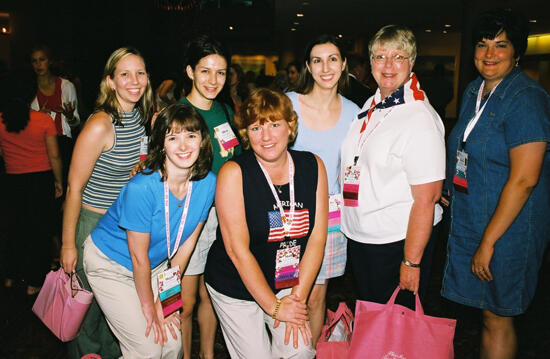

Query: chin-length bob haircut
left=472, top=8, right=529, bottom=59
left=95, top=47, right=154, bottom=126
left=143, top=103, right=212, bottom=181
left=369, top=25, right=417, bottom=64
left=295, top=34, right=349, bottom=95
left=233, top=88, right=298, bottom=150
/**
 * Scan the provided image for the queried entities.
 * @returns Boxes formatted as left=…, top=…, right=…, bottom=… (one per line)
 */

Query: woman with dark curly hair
left=84, top=103, right=215, bottom=358
left=441, top=9, right=550, bottom=359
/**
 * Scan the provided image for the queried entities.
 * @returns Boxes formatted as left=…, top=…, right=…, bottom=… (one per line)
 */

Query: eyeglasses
left=372, top=54, right=410, bottom=65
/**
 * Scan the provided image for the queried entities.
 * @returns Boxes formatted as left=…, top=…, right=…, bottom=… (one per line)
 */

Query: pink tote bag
left=32, top=268, right=93, bottom=342
left=316, top=302, right=354, bottom=359
left=348, top=287, right=456, bottom=359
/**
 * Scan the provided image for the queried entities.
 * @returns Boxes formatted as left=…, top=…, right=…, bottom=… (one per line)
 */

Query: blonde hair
left=95, top=47, right=153, bottom=125
left=369, top=25, right=417, bottom=63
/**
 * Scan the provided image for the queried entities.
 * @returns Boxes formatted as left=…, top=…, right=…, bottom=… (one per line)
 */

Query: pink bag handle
left=386, top=287, right=424, bottom=316
left=324, top=302, right=353, bottom=339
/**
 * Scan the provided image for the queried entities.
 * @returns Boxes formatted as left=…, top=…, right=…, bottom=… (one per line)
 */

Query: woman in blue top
left=288, top=34, right=359, bottom=345
left=83, top=103, right=216, bottom=358
left=441, top=9, right=550, bottom=359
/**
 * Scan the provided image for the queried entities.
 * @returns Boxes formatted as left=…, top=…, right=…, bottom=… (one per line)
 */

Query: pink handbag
left=32, top=268, right=93, bottom=342
left=316, top=302, right=354, bottom=359
left=348, top=287, right=456, bottom=359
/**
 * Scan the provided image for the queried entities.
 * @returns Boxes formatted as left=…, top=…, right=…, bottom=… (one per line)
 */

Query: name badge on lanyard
left=139, top=136, right=149, bottom=160
left=343, top=165, right=361, bottom=207
left=214, top=122, right=239, bottom=156
left=343, top=100, right=392, bottom=207
left=157, top=177, right=193, bottom=317
left=454, top=80, right=499, bottom=195
left=328, top=194, right=342, bottom=233
left=453, top=150, right=469, bottom=193
left=257, top=152, right=300, bottom=289
left=275, top=244, right=300, bottom=289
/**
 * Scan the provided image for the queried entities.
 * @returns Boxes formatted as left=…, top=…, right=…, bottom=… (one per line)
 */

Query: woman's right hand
left=60, top=246, right=77, bottom=273
left=143, top=300, right=168, bottom=345
left=274, top=294, right=309, bottom=325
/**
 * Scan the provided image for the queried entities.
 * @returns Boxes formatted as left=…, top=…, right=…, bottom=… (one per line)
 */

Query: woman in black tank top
left=204, top=88, right=328, bottom=359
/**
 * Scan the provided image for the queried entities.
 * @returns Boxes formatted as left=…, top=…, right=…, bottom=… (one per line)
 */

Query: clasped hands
left=272, top=294, right=312, bottom=349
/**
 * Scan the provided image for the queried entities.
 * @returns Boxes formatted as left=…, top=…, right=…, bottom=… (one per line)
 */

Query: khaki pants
left=207, top=284, right=316, bottom=359
left=84, top=237, right=182, bottom=359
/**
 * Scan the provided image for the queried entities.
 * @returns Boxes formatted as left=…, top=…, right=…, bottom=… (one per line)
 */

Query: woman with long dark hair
left=288, top=34, right=359, bottom=345
left=0, top=71, right=62, bottom=295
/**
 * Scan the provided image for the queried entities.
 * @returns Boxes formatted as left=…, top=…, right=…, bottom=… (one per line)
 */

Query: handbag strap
left=324, top=302, right=353, bottom=339
left=386, top=286, right=424, bottom=316
left=70, top=272, right=87, bottom=298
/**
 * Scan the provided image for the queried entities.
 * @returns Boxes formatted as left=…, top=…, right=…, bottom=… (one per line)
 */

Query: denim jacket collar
left=468, top=66, right=522, bottom=100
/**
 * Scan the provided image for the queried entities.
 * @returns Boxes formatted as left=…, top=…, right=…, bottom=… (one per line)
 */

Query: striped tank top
left=82, top=109, right=145, bottom=209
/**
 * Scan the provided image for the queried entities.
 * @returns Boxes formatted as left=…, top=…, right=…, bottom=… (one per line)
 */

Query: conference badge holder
left=214, top=122, right=239, bottom=157
left=453, top=149, right=469, bottom=193
left=343, top=164, right=361, bottom=207
left=275, top=245, right=300, bottom=289
left=157, top=265, right=182, bottom=318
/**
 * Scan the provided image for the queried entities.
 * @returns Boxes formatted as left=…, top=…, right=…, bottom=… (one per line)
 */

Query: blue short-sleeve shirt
left=91, top=171, right=216, bottom=271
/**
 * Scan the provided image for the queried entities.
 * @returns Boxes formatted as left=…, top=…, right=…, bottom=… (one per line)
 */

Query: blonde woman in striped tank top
left=60, top=47, right=153, bottom=359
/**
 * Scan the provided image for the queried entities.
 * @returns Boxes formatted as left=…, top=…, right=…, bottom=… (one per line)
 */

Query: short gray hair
left=369, top=25, right=417, bottom=63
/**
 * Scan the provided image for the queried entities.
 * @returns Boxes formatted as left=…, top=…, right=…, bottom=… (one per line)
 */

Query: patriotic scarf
left=358, top=72, right=426, bottom=121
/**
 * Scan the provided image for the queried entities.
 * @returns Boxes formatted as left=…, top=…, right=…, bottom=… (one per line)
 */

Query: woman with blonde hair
left=60, top=47, right=153, bottom=358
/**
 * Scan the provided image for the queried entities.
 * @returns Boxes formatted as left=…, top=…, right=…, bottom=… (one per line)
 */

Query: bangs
left=167, top=116, right=202, bottom=134
left=475, top=27, right=505, bottom=43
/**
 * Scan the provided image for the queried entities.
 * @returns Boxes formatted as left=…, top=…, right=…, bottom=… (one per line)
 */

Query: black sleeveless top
left=205, top=149, right=318, bottom=301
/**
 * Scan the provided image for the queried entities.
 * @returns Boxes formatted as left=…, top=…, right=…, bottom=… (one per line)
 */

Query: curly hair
left=233, top=88, right=298, bottom=150
left=142, top=103, right=212, bottom=181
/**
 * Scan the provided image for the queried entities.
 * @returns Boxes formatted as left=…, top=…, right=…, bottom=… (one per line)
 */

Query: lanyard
left=163, top=175, right=193, bottom=267
left=462, top=81, right=500, bottom=144
left=257, top=152, right=295, bottom=239
left=353, top=98, right=393, bottom=165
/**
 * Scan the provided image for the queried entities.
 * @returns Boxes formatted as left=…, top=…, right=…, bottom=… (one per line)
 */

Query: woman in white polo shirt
left=340, top=24, right=445, bottom=307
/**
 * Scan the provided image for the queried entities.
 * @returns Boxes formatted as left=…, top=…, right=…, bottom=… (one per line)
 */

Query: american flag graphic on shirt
left=267, top=209, right=310, bottom=242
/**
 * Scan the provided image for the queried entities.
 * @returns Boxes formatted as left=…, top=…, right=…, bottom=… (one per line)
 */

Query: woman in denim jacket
left=441, top=9, right=550, bottom=359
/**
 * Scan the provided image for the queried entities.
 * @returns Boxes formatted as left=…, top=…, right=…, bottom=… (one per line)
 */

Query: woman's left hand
left=399, top=262, right=420, bottom=294
left=163, top=311, right=181, bottom=340
left=471, top=243, right=494, bottom=282
left=282, top=321, right=311, bottom=349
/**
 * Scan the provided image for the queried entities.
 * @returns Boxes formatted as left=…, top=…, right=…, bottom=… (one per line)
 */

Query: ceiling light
left=296, top=13, right=304, bottom=17
left=291, top=28, right=296, bottom=31
left=529, top=19, right=537, bottom=23
left=338, top=34, right=343, bottom=38
left=228, top=26, right=234, bottom=30
left=425, top=29, right=432, bottom=33
left=444, top=24, right=451, bottom=28
left=1, top=27, right=6, bottom=33
left=293, top=21, right=299, bottom=25
left=443, top=30, right=447, bottom=34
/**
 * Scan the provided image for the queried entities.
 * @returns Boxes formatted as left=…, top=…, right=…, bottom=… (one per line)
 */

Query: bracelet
left=271, top=299, right=282, bottom=319
left=402, top=258, right=420, bottom=268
